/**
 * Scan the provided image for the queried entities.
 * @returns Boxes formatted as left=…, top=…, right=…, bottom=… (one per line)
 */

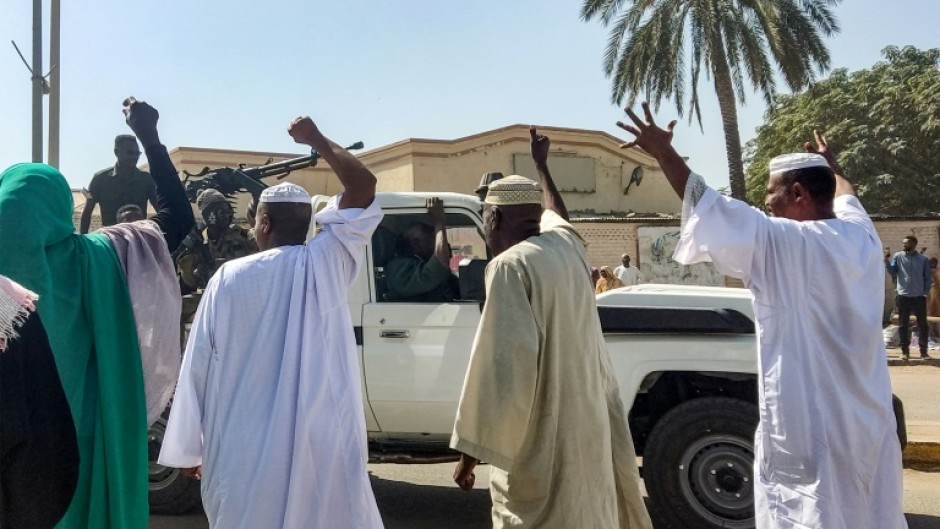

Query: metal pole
left=49, top=0, right=61, bottom=168
left=31, top=0, right=43, bottom=163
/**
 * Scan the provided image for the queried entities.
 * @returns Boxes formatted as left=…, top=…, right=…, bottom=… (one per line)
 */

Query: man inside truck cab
left=384, top=196, right=459, bottom=302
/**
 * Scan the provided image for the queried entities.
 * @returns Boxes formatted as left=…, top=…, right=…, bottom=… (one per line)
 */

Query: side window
left=445, top=226, right=486, bottom=274
left=372, top=210, right=487, bottom=303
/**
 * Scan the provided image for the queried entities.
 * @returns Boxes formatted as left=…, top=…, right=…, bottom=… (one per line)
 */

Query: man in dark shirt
left=385, top=197, right=458, bottom=302
left=79, top=135, right=157, bottom=233
left=886, top=235, right=933, bottom=360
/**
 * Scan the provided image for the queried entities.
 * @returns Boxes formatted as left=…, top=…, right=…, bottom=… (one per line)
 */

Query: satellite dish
left=631, top=166, right=645, bottom=186
left=623, top=166, right=645, bottom=194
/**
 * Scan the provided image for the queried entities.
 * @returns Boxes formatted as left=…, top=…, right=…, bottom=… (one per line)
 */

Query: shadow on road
left=370, top=474, right=491, bottom=529
left=907, top=513, right=940, bottom=529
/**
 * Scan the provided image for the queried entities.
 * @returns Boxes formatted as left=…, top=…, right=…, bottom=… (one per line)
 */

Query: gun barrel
left=250, top=153, right=320, bottom=179
left=184, top=141, right=364, bottom=199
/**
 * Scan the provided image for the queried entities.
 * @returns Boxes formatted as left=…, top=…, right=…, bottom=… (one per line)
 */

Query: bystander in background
left=886, top=235, right=933, bottom=360
left=614, top=253, right=642, bottom=285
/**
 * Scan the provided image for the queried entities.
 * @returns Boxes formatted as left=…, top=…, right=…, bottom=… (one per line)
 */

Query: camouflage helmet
left=195, top=188, right=230, bottom=214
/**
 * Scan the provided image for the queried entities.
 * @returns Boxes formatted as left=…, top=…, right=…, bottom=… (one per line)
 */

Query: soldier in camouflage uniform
left=176, top=189, right=258, bottom=324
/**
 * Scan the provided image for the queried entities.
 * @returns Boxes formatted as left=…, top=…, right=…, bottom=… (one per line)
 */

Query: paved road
left=151, top=364, right=940, bottom=529
left=890, top=364, right=940, bottom=442
left=150, top=464, right=939, bottom=529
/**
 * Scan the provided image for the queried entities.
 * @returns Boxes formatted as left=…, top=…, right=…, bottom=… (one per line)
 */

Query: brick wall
left=873, top=220, right=940, bottom=260
left=574, top=222, right=642, bottom=270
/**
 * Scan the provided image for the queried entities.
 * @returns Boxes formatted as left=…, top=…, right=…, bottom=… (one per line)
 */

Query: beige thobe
left=451, top=211, right=652, bottom=529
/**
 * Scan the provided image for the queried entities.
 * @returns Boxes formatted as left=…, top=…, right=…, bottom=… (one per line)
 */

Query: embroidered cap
left=769, top=153, right=830, bottom=176
left=259, top=183, right=311, bottom=204
left=483, top=175, right=543, bottom=206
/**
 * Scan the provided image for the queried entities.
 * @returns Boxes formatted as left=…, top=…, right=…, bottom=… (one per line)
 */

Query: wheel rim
left=148, top=417, right=182, bottom=492
left=677, top=434, right=755, bottom=527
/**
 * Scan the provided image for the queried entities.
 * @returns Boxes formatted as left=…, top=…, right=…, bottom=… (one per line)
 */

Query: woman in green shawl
left=0, top=98, right=194, bottom=528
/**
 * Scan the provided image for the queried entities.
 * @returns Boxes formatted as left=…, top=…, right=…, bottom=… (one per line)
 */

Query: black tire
left=643, top=397, right=758, bottom=529
left=148, top=411, right=203, bottom=515
left=892, top=394, right=907, bottom=450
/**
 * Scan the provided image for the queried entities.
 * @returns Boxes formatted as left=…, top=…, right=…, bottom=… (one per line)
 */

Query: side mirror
left=459, top=259, right=487, bottom=302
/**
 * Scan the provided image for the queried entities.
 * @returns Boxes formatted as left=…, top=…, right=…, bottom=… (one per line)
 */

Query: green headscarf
left=0, top=163, right=148, bottom=529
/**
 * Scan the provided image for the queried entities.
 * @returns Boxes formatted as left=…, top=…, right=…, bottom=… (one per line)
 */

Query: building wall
left=874, top=221, right=940, bottom=259
left=407, top=126, right=680, bottom=217
left=573, top=218, right=940, bottom=290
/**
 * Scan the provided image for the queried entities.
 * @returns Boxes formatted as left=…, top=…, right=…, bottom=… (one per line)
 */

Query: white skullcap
left=259, top=183, right=311, bottom=204
left=769, top=153, right=829, bottom=176
left=484, top=175, right=543, bottom=206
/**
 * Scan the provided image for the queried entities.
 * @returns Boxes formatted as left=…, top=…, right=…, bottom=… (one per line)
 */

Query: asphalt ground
left=150, top=465, right=939, bottom=529
left=151, top=363, right=940, bottom=528
left=889, top=363, right=940, bottom=472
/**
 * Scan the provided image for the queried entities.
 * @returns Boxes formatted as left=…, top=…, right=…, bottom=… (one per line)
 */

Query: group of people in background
left=595, top=253, right=643, bottom=293
left=0, top=98, right=910, bottom=529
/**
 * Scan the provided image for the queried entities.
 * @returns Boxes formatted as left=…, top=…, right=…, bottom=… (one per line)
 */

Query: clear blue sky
left=1, top=0, right=936, bottom=190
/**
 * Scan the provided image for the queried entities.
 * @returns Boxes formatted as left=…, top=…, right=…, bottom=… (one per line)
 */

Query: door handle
left=380, top=330, right=410, bottom=339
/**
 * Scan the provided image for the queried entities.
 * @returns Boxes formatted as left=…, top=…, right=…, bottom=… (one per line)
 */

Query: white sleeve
left=673, top=172, right=774, bottom=285
left=157, top=277, right=218, bottom=468
left=311, top=194, right=384, bottom=285
left=834, top=195, right=878, bottom=238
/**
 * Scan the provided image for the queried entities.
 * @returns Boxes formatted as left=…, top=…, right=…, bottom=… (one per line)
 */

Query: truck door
left=361, top=208, right=487, bottom=437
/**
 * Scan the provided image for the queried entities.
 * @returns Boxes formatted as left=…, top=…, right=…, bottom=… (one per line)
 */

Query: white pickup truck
left=148, top=192, right=906, bottom=529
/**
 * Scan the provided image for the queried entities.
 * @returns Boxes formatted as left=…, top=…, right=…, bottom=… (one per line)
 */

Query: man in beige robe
left=450, top=128, right=651, bottom=529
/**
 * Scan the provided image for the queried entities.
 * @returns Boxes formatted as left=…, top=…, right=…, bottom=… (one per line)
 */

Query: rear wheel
left=643, top=397, right=758, bottom=529
left=148, top=411, right=202, bottom=514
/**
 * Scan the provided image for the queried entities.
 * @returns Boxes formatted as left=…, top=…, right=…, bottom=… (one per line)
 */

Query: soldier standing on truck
left=617, top=103, right=905, bottom=529
left=80, top=135, right=158, bottom=233
left=451, top=127, right=652, bottom=529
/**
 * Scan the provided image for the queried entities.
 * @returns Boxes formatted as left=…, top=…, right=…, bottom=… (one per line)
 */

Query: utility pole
left=49, top=0, right=61, bottom=168
left=31, top=0, right=43, bottom=163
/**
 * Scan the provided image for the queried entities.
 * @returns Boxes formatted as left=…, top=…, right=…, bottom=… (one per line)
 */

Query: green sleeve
left=385, top=256, right=453, bottom=298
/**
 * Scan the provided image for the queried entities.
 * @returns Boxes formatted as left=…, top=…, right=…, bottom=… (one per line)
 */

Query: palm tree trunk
left=710, top=44, right=747, bottom=201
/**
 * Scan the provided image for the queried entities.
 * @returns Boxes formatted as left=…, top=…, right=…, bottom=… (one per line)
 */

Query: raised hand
left=530, top=126, right=550, bottom=167
left=123, top=96, right=160, bottom=146
left=616, top=102, right=690, bottom=198
left=616, top=102, right=677, bottom=159
left=803, top=130, right=844, bottom=176
left=288, top=116, right=320, bottom=146
left=427, top=197, right=446, bottom=227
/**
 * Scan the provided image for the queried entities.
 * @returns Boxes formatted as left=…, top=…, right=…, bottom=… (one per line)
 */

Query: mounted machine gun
left=182, top=141, right=365, bottom=201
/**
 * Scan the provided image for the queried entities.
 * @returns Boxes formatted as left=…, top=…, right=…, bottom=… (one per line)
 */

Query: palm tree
left=582, top=0, right=840, bottom=200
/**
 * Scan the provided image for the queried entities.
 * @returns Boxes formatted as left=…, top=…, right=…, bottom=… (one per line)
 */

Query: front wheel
left=148, top=411, right=202, bottom=514
left=642, top=397, right=758, bottom=529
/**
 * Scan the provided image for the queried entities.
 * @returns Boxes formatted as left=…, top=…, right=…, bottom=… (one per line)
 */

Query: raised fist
left=288, top=116, right=320, bottom=146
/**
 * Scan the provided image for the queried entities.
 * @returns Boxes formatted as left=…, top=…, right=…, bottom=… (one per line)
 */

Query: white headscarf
left=0, top=275, right=37, bottom=353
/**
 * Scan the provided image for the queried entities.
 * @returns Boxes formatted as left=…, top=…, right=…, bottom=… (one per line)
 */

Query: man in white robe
left=450, top=128, right=652, bottom=529
left=616, top=104, right=906, bottom=529
left=158, top=117, right=385, bottom=529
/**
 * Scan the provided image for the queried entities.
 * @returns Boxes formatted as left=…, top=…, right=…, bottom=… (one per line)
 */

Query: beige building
left=72, top=124, right=940, bottom=290
left=75, top=124, right=678, bottom=228
left=168, top=123, right=679, bottom=219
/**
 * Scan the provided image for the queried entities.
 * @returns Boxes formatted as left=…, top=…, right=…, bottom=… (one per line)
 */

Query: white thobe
left=674, top=174, right=906, bottom=529
left=158, top=196, right=384, bottom=529
left=614, top=264, right=642, bottom=285
left=451, top=211, right=652, bottom=529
